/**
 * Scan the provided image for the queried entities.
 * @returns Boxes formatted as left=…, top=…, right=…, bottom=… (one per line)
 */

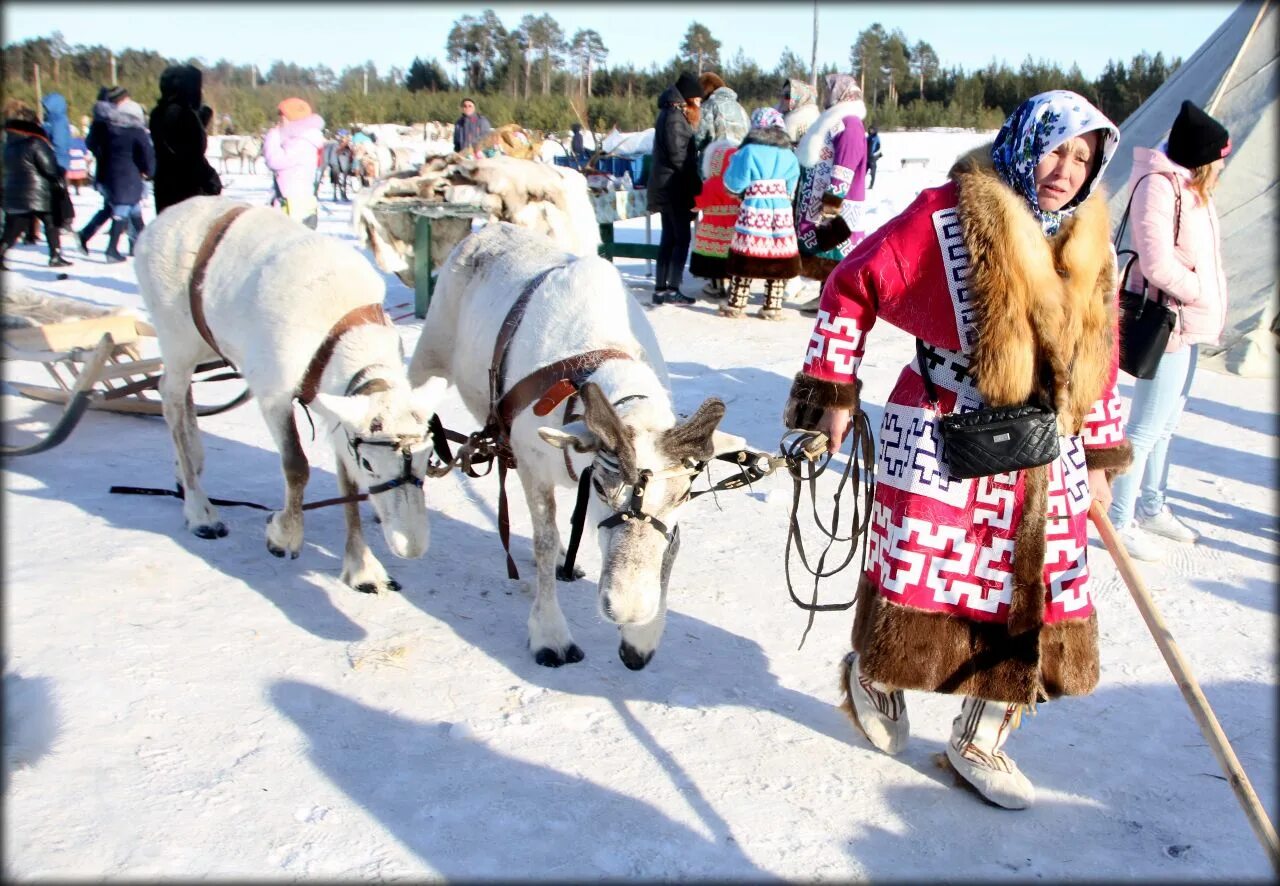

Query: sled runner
left=2, top=314, right=250, bottom=456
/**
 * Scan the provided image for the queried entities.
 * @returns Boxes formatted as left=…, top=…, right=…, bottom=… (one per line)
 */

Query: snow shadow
left=1166, top=488, right=1279, bottom=569
left=840, top=679, right=1276, bottom=881
left=270, top=678, right=764, bottom=879
left=2, top=406, right=374, bottom=643
left=1183, top=392, right=1278, bottom=436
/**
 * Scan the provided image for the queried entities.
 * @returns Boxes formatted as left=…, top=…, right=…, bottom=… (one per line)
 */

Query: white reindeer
left=409, top=223, right=740, bottom=669
left=134, top=196, right=447, bottom=593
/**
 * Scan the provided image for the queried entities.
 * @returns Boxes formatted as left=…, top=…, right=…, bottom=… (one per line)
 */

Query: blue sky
left=5, top=2, right=1236, bottom=81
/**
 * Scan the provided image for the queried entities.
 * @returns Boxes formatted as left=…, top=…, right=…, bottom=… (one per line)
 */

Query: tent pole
left=1207, top=0, right=1271, bottom=115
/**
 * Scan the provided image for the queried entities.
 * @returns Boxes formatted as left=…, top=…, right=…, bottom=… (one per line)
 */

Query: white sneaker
left=1116, top=523, right=1163, bottom=562
left=1137, top=506, right=1198, bottom=543
left=840, top=652, right=909, bottom=755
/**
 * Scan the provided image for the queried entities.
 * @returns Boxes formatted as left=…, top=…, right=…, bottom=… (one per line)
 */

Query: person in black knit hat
left=646, top=71, right=705, bottom=305
left=1165, top=99, right=1231, bottom=169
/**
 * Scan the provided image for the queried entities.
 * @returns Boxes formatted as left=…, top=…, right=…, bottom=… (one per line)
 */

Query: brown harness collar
left=188, top=205, right=252, bottom=365
left=296, top=303, right=393, bottom=404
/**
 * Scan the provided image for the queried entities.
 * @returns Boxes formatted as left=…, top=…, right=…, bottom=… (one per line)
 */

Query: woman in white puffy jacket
left=1109, top=100, right=1230, bottom=560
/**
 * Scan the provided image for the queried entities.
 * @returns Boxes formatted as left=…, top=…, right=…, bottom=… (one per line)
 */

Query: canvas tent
left=1101, top=0, right=1278, bottom=377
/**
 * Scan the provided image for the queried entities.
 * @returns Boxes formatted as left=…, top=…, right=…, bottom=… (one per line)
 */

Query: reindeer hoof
left=619, top=642, right=654, bottom=671
left=354, top=582, right=380, bottom=594
left=533, top=644, right=585, bottom=668
left=555, top=563, right=586, bottom=582
left=267, top=541, right=287, bottom=558
left=385, top=577, right=402, bottom=593
left=193, top=522, right=228, bottom=540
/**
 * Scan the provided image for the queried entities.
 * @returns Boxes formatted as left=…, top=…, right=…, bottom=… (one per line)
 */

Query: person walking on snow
left=1107, top=100, right=1231, bottom=561
left=1, top=102, right=74, bottom=269
left=263, top=97, right=325, bottom=229
left=720, top=108, right=800, bottom=320
left=79, top=98, right=155, bottom=262
left=149, top=64, right=222, bottom=214
left=782, top=91, right=1128, bottom=810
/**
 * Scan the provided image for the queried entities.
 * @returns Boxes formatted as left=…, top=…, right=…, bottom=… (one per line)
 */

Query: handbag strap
left=916, top=338, right=1055, bottom=414
left=1114, top=171, right=1181, bottom=248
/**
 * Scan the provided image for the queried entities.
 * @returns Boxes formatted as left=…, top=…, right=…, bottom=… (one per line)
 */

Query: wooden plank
left=1, top=314, right=142, bottom=353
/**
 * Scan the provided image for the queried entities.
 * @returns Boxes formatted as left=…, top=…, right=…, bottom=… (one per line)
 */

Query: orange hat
left=277, top=97, right=311, bottom=122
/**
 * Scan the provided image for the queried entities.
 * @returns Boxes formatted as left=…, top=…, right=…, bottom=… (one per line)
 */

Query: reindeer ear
left=661, top=397, right=727, bottom=463
left=538, top=421, right=599, bottom=452
left=410, top=376, right=449, bottom=416
left=312, top=393, right=372, bottom=431
left=579, top=383, right=627, bottom=453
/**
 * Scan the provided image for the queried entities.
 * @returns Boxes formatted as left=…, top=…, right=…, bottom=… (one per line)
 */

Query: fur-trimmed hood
left=795, top=99, right=867, bottom=167
left=949, top=145, right=1116, bottom=433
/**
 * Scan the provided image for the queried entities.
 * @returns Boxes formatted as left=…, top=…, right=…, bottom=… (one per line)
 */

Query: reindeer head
left=539, top=383, right=740, bottom=630
left=313, top=376, right=449, bottom=559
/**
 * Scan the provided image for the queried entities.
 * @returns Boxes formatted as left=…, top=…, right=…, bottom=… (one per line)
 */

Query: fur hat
left=277, top=97, right=312, bottom=122
left=699, top=72, right=726, bottom=97
left=1166, top=100, right=1231, bottom=170
left=675, top=72, right=702, bottom=102
left=105, top=85, right=128, bottom=103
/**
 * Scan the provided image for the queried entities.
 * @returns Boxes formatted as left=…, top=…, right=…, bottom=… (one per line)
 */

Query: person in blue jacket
left=79, top=98, right=155, bottom=261
left=720, top=107, right=801, bottom=319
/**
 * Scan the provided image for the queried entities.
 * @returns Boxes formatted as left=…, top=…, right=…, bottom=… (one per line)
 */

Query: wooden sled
left=2, top=314, right=251, bottom=456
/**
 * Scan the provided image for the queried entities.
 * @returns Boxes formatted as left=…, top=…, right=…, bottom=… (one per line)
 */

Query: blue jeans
left=1108, top=344, right=1197, bottom=528
left=111, top=203, right=145, bottom=241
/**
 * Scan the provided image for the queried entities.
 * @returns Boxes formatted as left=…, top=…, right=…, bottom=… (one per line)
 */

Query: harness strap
left=497, top=348, right=635, bottom=433
left=488, top=264, right=566, bottom=433
left=296, top=304, right=392, bottom=404
left=189, top=205, right=252, bottom=365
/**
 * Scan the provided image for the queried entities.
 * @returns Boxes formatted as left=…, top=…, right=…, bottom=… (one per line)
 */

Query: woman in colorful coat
left=777, top=78, right=819, bottom=147
left=782, top=91, right=1131, bottom=810
left=689, top=138, right=740, bottom=298
left=720, top=108, right=801, bottom=320
left=794, top=74, right=869, bottom=284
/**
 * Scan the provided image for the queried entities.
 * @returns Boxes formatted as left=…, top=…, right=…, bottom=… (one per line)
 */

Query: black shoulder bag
left=915, top=340, right=1060, bottom=480
left=1114, top=173, right=1181, bottom=380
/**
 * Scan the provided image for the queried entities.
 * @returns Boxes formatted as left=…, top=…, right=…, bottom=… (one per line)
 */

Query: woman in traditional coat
left=689, top=137, right=740, bottom=298
left=777, top=78, right=819, bottom=146
left=794, top=74, right=869, bottom=284
left=720, top=108, right=800, bottom=320
left=782, top=91, right=1131, bottom=810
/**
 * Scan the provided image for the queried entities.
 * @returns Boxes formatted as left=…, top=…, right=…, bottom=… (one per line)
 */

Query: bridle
left=591, top=452, right=704, bottom=544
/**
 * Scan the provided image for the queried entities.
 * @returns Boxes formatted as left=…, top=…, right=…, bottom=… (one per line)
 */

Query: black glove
left=813, top=215, right=852, bottom=252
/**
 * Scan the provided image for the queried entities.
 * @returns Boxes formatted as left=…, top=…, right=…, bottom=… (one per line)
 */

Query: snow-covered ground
left=2, top=132, right=1276, bottom=881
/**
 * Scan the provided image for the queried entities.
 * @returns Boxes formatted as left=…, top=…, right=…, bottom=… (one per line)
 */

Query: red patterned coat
left=690, top=139, right=740, bottom=280
left=785, top=149, right=1132, bottom=705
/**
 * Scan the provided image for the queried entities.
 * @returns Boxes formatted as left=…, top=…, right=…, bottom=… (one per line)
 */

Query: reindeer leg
left=261, top=400, right=309, bottom=559
left=518, top=469, right=583, bottom=667
left=160, top=360, right=226, bottom=538
left=618, top=525, right=679, bottom=671
left=335, top=458, right=398, bottom=594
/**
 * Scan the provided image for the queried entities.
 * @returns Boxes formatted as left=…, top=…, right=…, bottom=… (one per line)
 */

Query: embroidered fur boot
left=839, top=652, right=908, bottom=755
left=719, top=277, right=750, bottom=318
left=945, top=698, right=1035, bottom=809
left=758, top=280, right=786, bottom=320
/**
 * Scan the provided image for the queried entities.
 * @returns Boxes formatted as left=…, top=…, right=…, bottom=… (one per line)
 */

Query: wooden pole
left=109, top=51, right=117, bottom=86
left=1089, top=502, right=1280, bottom=875
left=1206, top=0, right=1270, bottom=116
left=810, top=0, right=819, bottom=90
left=34, top=64, right=43, bottom=121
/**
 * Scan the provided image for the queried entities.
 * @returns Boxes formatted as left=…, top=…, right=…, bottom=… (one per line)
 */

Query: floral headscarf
left=824, top=73, right=862, bottom=109
left=778, top=78, right=817, bottom=113
left=991, top=90, right=1119, bottom=235
left=750, top=107, right=786, bottom=131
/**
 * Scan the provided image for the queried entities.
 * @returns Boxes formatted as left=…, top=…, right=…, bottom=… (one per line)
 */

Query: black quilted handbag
left=1114, top=173, right=1181, bottom=380
left=916, top=340, right=1060, bottom=480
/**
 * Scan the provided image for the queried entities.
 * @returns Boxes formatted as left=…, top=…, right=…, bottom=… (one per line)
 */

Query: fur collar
left=949, top=146, right=1116, bottom=432
left=739, top=127, right=793, bottom=150
left=795, top=99, right=866, bottom=166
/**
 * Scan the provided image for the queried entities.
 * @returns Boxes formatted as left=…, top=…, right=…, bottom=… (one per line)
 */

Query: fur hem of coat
left=799, top=253, right=840, bottom=283
left=1084, top=440, right=1133, bottom=478
left=726, top=252, right=800, bottom=281
left=689, top=252, right=729, bottom=280
left=851, top=574, right=1100, bottom=704
left=949, top=147, right=1117, bottom=435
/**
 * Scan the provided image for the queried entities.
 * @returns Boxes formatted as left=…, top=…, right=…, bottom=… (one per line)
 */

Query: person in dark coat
left=79, top=99, right=155, bottom=261
left=1, top=102, right=73, bottom=268
left=646, top=71, right=704, bottom=304
left=78, top=85, right=129, bottom=251
left=452, top=98, right=492, bottom=156
left=866, top=125, right=882, bottom=189
left=149, top=64, right=221, bottom=214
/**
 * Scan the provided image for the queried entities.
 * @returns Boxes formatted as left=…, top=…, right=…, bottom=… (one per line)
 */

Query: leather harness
left=483, top=261, right=635, bottom=578
left=187, top=205, right=393, bottom=406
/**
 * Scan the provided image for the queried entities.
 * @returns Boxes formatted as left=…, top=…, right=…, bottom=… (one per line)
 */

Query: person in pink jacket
left=263, top=97, right=325, bottom=229
left=1108, top=100, right=1231, bottom=560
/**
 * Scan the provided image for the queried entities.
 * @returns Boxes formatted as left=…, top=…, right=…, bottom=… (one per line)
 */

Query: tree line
left=2, top=20, right=1179, bottom=136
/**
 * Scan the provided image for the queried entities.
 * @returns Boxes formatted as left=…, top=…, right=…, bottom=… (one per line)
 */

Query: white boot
left=945, top=698, right=1036, bottom=809
left=840, top=652, right=909, bottom=755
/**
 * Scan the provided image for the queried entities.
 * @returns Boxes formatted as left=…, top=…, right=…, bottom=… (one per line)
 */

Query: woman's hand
left=818, top=407, right=852, bottom=454
left=1088, top=467, right=1111, bottom=512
